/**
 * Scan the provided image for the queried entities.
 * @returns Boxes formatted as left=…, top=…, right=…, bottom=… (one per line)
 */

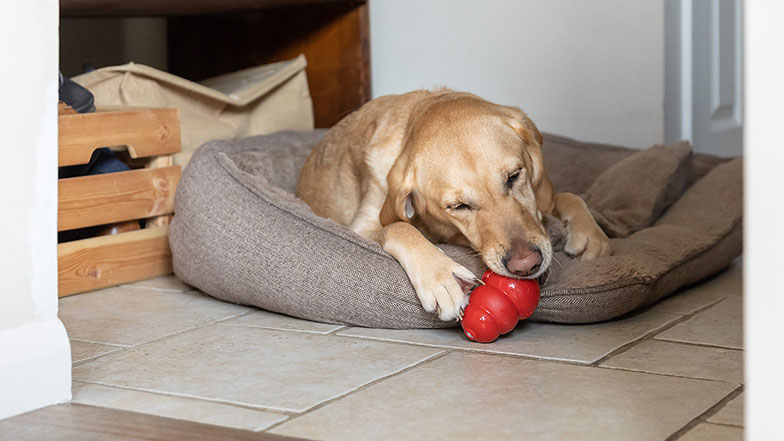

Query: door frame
left=664, top=0, right=693, bottom=146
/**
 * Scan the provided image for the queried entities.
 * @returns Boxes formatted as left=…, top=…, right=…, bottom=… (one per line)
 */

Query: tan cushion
left=73, top=56, right=314, bottom=168
left=583, top=142, right=693, bottom=238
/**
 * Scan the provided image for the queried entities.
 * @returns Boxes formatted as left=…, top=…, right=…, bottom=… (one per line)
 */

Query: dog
left=296, top=90, right=611, bottom=321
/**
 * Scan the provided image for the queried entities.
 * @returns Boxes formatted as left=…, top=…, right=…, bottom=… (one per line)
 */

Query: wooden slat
left=58, top=166, right=180, bottom=231
left=58, top=226, right=173, bottom=296
left=58, top=101, right=77, bottom=115
left=145, top=154, right=176, bottom=228
left=59, top=107, right=181, bottom=167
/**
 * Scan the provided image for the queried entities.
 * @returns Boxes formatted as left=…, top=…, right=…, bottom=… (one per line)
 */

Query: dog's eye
left=507, top=170, right=521, bottom=189
left=450, top=203, right=471, bottom=211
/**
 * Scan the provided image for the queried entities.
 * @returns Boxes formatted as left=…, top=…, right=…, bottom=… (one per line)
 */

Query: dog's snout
left=504, top=246, right=543, bottom=277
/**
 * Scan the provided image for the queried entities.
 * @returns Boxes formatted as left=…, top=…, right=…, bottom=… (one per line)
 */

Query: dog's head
left=379, top=93, right=554, bottom=279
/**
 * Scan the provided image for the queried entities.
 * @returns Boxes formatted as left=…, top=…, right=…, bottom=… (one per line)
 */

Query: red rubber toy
left=461, top=270, right=540, bottom=343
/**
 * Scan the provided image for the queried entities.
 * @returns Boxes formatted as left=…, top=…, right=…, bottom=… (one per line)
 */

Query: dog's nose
left=503, top=246, right=543, bottom=277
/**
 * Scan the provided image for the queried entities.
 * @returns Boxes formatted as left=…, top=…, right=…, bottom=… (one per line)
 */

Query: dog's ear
left=507, top=116, right=555, bottom=214
left=379, top=190, right=415, bottom=226
left=379, top=159, right=417, bottom=226
left=526, top=142, right=555, bottom=214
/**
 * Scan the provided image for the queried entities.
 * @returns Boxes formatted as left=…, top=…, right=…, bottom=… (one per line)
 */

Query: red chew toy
left=461, top=270, right=540, bottom=343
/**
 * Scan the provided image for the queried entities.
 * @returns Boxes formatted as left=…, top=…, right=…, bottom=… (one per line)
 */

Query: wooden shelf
left=168, top=2, right=370, bottom=127
left=59, top=0, right=362, bottom=17
left=59, top=1, right=371, bottom=128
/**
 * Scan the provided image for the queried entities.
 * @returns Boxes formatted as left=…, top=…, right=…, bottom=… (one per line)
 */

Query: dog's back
left=295, top=90, right=433, bottom=226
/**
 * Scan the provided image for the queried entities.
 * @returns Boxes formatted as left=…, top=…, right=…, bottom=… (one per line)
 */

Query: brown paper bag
left=74, top=55, right=314, bottom=167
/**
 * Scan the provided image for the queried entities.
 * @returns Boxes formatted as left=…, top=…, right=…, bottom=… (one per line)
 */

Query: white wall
left=369, top=0, right=664, bottom=148
left=746, top=2, right=784, bottom=438
left=0, top=0, right=72, bottom=420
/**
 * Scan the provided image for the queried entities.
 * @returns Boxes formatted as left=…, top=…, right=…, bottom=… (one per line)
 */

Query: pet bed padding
left=169, top=130, right=742, bottom=327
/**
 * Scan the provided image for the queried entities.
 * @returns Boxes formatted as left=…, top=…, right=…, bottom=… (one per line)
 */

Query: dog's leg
left=552, top=192, right=612, bottom=259
left=372, top=222, right=479, bottom=321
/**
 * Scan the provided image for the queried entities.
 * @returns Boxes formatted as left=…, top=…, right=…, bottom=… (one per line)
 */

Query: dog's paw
left=564, top=224, right=612, bottom=260
left=409, top=255, right=479, bottom=321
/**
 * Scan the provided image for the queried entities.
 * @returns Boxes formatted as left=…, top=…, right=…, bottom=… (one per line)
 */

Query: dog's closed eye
left=507, top=169, right=522, bottom=189
left=450, top=203, right=472, bottom=211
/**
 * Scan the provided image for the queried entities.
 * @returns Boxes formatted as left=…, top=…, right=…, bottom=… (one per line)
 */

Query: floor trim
left=0, top=319, right=71, bottom=420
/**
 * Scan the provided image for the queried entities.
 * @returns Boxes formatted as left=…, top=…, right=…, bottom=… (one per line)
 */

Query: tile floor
left=60, top=258, right=743, bottom=441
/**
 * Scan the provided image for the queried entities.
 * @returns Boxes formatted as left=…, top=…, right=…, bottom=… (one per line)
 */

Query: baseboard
left=0, top=319, right=72, bottom=420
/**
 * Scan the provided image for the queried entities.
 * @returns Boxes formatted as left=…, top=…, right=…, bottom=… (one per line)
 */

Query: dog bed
left=169, top=130, right=742, bottom=326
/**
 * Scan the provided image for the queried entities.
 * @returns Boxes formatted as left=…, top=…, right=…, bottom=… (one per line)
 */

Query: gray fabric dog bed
left=169, top=130, right=742, bottom=327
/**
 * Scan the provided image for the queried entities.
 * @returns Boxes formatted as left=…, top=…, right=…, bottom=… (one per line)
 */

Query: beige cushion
left=583, top=142, right=693, bottom=238
left=73, top=56, right=314, bottom=167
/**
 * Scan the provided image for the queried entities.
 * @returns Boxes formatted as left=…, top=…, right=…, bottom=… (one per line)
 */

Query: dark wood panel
left=60, top=0, right=361, bottom=17
left=167, top=2, right=371, bottom=128
left=0, top=403, right=305, bottom=441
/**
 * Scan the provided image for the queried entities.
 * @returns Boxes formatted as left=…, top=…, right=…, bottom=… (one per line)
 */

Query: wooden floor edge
left=0, top=403, right=307, bottom=441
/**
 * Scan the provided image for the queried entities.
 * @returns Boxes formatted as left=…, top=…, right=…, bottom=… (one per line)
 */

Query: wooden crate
left=58, top=106, right=182, bottom=297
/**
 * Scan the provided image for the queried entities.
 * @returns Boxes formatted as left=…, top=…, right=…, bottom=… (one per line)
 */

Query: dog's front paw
left=409, top=255, right=479, bottom=321
left=565, top=223, right=612, bottom=260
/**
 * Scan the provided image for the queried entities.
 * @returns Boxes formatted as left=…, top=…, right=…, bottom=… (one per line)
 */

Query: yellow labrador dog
left=296, top=90, right=611, bottom=321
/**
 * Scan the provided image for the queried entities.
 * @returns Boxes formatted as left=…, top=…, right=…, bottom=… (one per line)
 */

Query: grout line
left=211, top=310, right=254, bottom=324
left=594, top=364, right=742, bottom=383
left=71, top=380, right=297, bottom=416
left=71, top=348, right=125, bottom=367
left=335, top=335, right=735, bottom=385
left=120, top=285, right=191, bottom=293
left=651, top=337, right=743, bottom=351
left=70, top=310, right=254, bottom=367
left=326, top=326, right=349, bottom=335
left=664, top=384, right=744, bottom=441
left=329, top=332, right=596, bottom=366
left=706, top=421, right=744, bottom=429
left=331, top=328, right=738, bottom=372
left=69, top=338, right=129, bottom=348
left=590, top=297, right=730, bottom=366
left=216, top=322, right=345, bottom=336
left=122, top=311, right=252, bottom=350
left=262, top=350, right=452, bottom=432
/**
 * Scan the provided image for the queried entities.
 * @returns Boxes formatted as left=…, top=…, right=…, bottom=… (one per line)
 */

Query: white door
left=665, top=0, right=743, bottom=156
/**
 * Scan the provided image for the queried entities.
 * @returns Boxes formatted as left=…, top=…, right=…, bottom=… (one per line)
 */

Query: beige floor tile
left=656, top=296, right=743, bottom=349
left=690, top=257, right=742, bottom=296
left=600, top=340, right=743, bottom=383
left=270, top=352, right=737, bottom=441
left=218, top=310, right=343, bottom=334
left=652, top=258, right=742, bottom=315
left=338, top=311, right=680, bottom=364
left=678, top=423, right=743, bottom=441
left=708, top=392, right=744, bottom=426
left=718, top=256, right=743, bottom=295
left=123, top=275, right=192, bottom=292
left=72, top=324, right=442, bottom=413
left=651, top=290, right=728, bottom=316
left=70, top=340, right=122, bottom=364
left=71, top=382, right=286, bottom=431
left=59, top=286, right=250, bottom=346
